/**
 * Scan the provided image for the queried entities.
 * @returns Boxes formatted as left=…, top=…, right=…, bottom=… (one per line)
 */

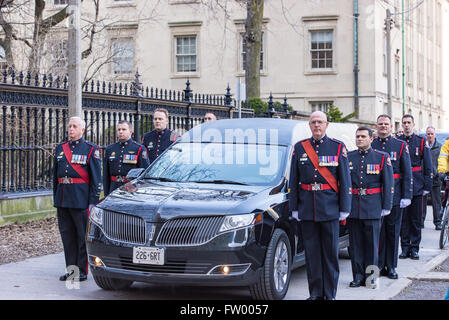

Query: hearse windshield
left=144, top=142, right=288, bottom=186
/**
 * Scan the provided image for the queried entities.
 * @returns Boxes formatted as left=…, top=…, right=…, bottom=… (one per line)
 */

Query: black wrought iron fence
left=0, top=71, right=254, bottom=194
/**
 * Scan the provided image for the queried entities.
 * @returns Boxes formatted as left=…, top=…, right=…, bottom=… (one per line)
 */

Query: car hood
left=98, top=179, right=273, bottom=222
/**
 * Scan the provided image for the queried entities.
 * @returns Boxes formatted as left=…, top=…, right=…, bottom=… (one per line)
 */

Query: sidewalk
left=0, top=206, right=447, bottom=300
left=285, top=205, right=449, bottom=300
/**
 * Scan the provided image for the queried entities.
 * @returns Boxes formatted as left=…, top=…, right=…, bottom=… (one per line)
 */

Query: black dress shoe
left=436, top=225, right=442, bottom=231
left=349, top=280, right=363, bottom=288
left=410, top=251, right=419, bottom=260
left=380, top=268, right=388, bottom=277
left=399, top=251, right=410, bottom=259
left=306, top=296, right=324, bottom=300
left=387, top=268, right=398, bottom=279
left=59, top=271, right=74, bottom=281
left=78, top=273, right=88, bottom=282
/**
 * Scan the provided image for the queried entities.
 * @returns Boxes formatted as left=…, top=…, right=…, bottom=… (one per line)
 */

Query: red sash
left=62, top=142, right=90, bottom=184
left=301, top=140, right=339, bottom=193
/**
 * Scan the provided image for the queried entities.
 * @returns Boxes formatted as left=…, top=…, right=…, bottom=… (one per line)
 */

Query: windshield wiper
left=146, top=177, right=179, bottom=182
left=191, top=179, right=249, bottom=186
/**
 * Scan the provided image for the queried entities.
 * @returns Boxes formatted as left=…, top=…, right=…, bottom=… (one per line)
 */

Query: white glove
left=423, top=191, right=430, bottom=196
left=381, top=209, right=391, bottom=217
left=339, top=212, right=350, bottom=221
left=292, top=211, right=300, bottom=221
left=400, top=198, right=411, bottom=208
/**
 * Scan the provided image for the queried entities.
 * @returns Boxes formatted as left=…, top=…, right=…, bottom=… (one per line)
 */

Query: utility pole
left=401, top=0, right=405, bottom=116
left=353, top=0, right=360, bottom=119
left=385, top=9, right=393, bottom=117
left=67, top=0, right=82, bottom=118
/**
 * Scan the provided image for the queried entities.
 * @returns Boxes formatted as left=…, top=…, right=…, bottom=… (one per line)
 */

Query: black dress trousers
left=57, top=207, right=89, bottom=276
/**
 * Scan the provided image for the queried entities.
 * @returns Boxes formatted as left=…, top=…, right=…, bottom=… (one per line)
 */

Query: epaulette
left=105, top=143, right=116, bottom=150
left=85, top=140, right=99, bottom=148
left=132, top=140, right=145, bottom=148
left=373, top=149, right=389, bottom=157
left=328, top=137, right=344, bottom=145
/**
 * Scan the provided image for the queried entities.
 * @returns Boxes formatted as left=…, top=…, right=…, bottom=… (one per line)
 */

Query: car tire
left=92, top=273, right=133, bottom=291
left=249, top=228, right=291, bottom=300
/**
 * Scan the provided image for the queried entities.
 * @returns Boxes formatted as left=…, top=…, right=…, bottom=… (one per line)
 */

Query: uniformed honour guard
left=397, top=114, right=432, bottom=260
left=372, top=114, right=412, bottom=279
left=204, top=112, right=217, bottom=122
left=289, top=111, right=352, bottom=300
left=347, top=126, right=394, bottom=288
left=53, top=116, right=102, bottom=282
left=142, top=108, right=179, bottom=164
left=103, top=120, right=150, bottom=197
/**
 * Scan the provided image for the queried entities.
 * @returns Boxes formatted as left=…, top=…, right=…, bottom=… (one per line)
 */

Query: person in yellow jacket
left=437, top=139, right=449, bottom=213
left=438, top=139, right=449, bottom=173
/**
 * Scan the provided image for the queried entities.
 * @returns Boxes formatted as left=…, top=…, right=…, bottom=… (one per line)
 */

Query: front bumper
left=86, top=221, right=265, bottom=286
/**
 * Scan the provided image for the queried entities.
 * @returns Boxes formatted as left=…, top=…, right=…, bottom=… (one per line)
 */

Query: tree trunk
left=244, top=0, right=264, bottom=100
left=0, top=11, right=15, bottom=72
left=28, top=0, right=69, bottom=75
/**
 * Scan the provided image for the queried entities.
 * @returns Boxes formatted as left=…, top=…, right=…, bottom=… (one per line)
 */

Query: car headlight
left=90, top=206, right=103, bottom=227
left=219, top=213, right=261, bottom=233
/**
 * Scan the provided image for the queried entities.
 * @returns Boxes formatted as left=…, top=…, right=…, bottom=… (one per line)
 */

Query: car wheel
left=439, top=212, right=449, bottom=249
left=92, top=273, right=133, bottom=291
left=249, top=228, right=291, bottom=300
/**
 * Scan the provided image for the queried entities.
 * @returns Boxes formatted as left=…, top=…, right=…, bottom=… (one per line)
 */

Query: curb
left=408, top=249, right=449, bottom=281
left=410, top=272, right=449, bottom=281
left=374, top=249, right=449, bottom=300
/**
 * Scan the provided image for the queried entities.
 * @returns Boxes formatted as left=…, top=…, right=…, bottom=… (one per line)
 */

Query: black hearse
left=86, top=118, right=357, bottom=300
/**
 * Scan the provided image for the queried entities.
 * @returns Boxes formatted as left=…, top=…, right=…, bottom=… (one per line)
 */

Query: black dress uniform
left=142, top=128, right=178, bottom=164
left=372, top=135, right=412, bottom=274
left=103, top=138, right=150, bottom=197
left=397, top=133, right=432, bottom=257
left=289, top=135, right=352, bottom=299
left=53, top=137, right=102, bottom=277
left=347, top=148, right=394, bottom=285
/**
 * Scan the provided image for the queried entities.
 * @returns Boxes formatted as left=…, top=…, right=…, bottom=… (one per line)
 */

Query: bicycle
left=439, top=203, right=449, bottom=249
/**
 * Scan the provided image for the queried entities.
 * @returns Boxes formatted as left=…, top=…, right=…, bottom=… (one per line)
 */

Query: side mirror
left=126, top=168, right=145, bottom=180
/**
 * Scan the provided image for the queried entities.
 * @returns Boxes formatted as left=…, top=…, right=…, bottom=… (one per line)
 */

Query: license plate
left=133, top=247, right=165, bottom=265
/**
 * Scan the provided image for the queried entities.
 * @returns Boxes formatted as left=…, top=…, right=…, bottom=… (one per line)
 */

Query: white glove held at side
left=292, top=211, right=300, bottom=221
left=381, top=209, right=391, bottom=217
left=400, top=198, right=411, bottom=208
left=339, top=212, right=350, bottom=221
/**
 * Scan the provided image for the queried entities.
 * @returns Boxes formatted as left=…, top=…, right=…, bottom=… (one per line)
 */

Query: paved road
left=0, top=206, right=448, bottom=300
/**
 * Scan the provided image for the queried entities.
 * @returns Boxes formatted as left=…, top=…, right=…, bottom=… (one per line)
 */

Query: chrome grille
left=100, top=255, right=212, bottom=274
left=102, top=210, right=146, bottom=245
left=156, top=216, right=224, bottom=247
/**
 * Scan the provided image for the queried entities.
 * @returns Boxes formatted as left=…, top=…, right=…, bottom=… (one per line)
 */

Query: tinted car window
left=144, top=142, right=288, bottom=186
left=419, top=132, right=449, bottom=146
left=436, top=133, right=449, bottom=145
